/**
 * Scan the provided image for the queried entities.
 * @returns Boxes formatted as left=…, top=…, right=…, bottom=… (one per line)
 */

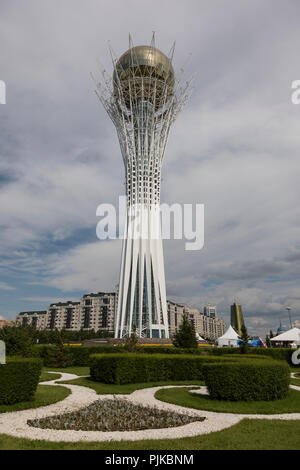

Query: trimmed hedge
left=90, top=353, right=241, bottom=384
left=28, top=345, right=215, bottom=367
left=0, top=357, right=42, bottom=405
left=28, top=345, right=125, bottom=367
left=27, top=344, right=298, bottom=368
left=203, top=360, right=290, bottom=401
left=208, top=347, right=298, bottom=365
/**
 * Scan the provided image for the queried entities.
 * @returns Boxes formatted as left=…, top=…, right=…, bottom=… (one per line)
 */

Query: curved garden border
left=0, top=371, right=299, bottom=442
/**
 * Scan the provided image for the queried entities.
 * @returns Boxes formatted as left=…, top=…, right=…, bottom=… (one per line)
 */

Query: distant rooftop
left=83, top=292, right=116, bottom=298
left=19, top=311, right=47, bottom=316
left=49, top=302, right=80, bottom=307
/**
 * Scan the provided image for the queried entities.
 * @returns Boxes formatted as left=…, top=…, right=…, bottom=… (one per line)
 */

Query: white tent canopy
left=196, top=333, right=205, bottom=341
left=218, top=325, right=240, bottom=347
left=270, top=327, right=300, bottom=344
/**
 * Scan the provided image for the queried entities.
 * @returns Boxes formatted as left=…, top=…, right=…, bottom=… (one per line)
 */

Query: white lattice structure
left=93, top=35, right=192, bottom=338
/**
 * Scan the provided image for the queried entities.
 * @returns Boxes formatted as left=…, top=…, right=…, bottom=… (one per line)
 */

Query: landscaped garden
left=0, top=328, right=299, bottom=450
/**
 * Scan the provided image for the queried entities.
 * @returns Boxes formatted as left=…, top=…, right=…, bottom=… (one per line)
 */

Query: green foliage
left=90, top=353, right=241, bottom=384
left=2, top=325, right=113, bottom=353
left=203, top=360, right=290, bottom=401
left=155, top=387, right=300, bottom=414
left=172, top=314, right=198, bottom=349
left=27, top=343, right=298, bottom=368
left=0, top=326, right=34, bottom=355
left=0, top=385, right=70, bottom=414
left=0, top=358, right=42, bottom=405
left=208, top=346, right=298, bottom=365
left=59, top=375, right=205, bottom=395
left=123, top=327, right=139, bottom=352
left=239, top=324, right=250, bottom=354
left=30, top=345, right=125, bottom=367
left=138, top=347, right=206, bottom=354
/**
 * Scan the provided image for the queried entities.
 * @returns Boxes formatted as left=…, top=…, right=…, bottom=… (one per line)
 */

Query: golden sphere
left=113, top=46, right=174, bottom=110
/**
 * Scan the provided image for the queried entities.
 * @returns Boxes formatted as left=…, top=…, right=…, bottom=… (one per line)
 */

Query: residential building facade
left=80, top=292, right=116, bottom=332
left=16, top=311, right=47, bottom=329
left=16, top=292, right=116, bottom=334
left=203, top=304, right=217, bottom=318
left=167, top=301, right=225, bottom=341
left=16, top=292, right=225, bottom=340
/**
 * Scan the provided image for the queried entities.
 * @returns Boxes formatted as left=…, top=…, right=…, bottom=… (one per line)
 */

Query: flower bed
left=27, top=398, right=204, bottom=431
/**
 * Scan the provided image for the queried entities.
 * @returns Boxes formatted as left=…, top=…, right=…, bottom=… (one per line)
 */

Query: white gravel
left=0, top=371, right=299, bottom=442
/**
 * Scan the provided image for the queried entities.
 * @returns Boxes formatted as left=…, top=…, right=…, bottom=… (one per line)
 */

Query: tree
left=123, top=325, right=139, bottom=352
left=0, top=325, right=33, bottom=356
left=239, top=324, right=250, bottom=354
left=172, top=314, right=198, bottom=349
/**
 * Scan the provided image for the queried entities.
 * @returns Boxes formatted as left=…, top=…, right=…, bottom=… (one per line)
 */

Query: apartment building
left=80, top=292, right=116, bottom=332
left=16, top=292, right=224, bottom=340
left=16, top=311, right=48, bottom=329
left=203, top=304, right=217, bottom=318
left=46, top=301, right=81, bottom=330
left=167, top=300, right=225, bottom=341
left=16, top=292, right=116, bottom=334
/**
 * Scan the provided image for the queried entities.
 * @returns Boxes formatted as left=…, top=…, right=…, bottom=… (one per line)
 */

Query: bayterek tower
left=94, top=36, right=191, bottom=339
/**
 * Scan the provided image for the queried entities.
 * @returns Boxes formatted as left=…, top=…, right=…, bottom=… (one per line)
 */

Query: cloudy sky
left=0, top=0, right=300, bottom=336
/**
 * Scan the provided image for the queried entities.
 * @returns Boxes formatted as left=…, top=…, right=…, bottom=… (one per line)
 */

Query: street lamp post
left=286, top=306, right=293, bottom=329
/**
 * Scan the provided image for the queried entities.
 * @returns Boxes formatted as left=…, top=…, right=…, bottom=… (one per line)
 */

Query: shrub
left=203, top=360, right=290, bottom=401
left=208, top=347, right=298, bottom=366
left=0, top=326, right=34, bottom=356
left=28, top=345, right=125, bottom=367
left=90, top=353, right=240, bottom=384
left=138, top=347, right=208, bottom=355
left=172, top=314, right=198, bottom=349
left=27, top=343, right=298, bottom=368
left=123, top=328, right=139, bottom=352
left=0, top=357, right=42, bottom=405
left=239, top=325, right=250, bottom=354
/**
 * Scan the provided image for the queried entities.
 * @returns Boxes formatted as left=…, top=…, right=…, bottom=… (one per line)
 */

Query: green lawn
left=0, top=385, right=70, bottom=414
left=291, top=378, right=300, bottom=387
left=155, top=387, right=300, bottom=414
left=58, top=376, right=205, bottom=394
left=45, top=366, right=90, bottom=376
left=0, top=419, right=299, bottom=449
left=39, top=371, right=61, bottom=382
